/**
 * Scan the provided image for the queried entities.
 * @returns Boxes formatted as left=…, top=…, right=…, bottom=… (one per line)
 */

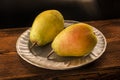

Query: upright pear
left=51, top=23, right=97, bottom=57
left=30, top=10, right=64, bottom=46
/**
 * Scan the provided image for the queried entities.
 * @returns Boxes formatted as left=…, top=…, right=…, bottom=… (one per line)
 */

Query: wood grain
left=0, top=19, right=120, bottom=80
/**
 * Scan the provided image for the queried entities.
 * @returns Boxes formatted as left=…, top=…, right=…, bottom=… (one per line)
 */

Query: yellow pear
left=30, top=10, right=64, bottom=46
left=51, top=23, right=97, bottom=57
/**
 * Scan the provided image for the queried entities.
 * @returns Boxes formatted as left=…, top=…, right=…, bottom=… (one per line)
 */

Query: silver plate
left=16, top=20, right=107, bottom=70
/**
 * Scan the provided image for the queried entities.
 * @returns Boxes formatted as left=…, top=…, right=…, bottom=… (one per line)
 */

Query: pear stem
left=47, top=50, right=54, bottom=60
left=30, top=42, right=37, bottom=53
left=29, top=42, right=38, bottom=56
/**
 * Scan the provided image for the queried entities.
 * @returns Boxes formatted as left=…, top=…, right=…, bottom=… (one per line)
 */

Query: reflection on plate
left=16, top=20, right=107, bottom=70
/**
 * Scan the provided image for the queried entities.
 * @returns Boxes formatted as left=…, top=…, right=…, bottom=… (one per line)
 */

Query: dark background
left=0, top=0, right=120, bottom=28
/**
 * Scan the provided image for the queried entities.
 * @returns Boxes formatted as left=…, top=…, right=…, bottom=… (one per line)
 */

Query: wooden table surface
left=0, top=19, right=120, bottom=80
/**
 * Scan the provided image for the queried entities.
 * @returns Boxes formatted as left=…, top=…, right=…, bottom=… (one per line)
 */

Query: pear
left=51, top=23, right=97, bottom=57
left=30, top=10, right=64, bottom=47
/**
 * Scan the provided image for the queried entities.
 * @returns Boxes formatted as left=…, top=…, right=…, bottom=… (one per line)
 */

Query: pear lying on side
left=51, top=23, right=97, bottom=57
left=30, top=10, right=64, bottom=47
